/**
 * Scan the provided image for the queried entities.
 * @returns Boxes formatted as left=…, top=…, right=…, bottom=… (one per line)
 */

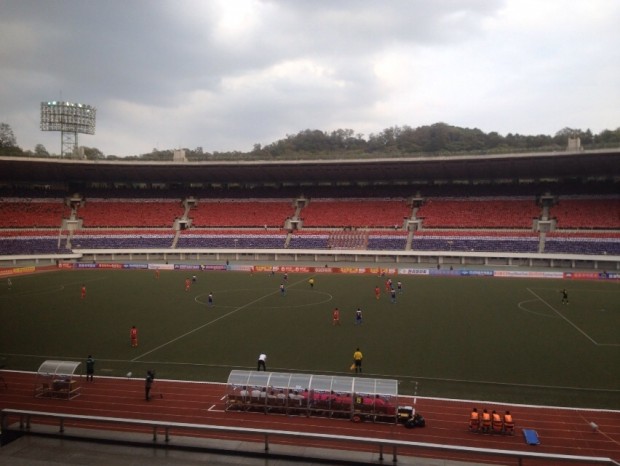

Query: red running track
left=1, top=371, right=619, bottom=465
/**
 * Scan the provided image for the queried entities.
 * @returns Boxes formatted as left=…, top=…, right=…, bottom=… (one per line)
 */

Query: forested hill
left=1, top=121, right=619, bottom=161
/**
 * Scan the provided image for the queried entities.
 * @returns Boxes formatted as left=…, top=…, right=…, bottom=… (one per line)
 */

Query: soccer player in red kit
left=332, top=307, right=340, bottom=326
left=130, top=326, right=138, bottom=347
left=81, top=284, right=86, bottom=299
left=374, top=286, right=381, bottom=300
left=185, top=278, right=191, bottom=292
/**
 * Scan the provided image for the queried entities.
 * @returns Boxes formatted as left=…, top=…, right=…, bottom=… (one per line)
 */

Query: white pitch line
left=131, top=292, right=278, bottom=361
left=131, top=276, right=309, bottom=362
left=527, top=287, right=598, bottom=345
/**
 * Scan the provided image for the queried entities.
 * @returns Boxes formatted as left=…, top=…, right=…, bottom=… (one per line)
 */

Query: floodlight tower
left=40, top=101, right=96, bottom=158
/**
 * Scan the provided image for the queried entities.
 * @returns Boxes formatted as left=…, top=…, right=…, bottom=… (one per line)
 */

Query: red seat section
left=0, top=200, right=69, bottom=228
left=417, top=199, right=539, bottom=228
left=79, top=201, right=184, bottom=227
left=190, top=201, right=294, bottom=227
left=301, top=200, right=410, bottom=228
left=552, top=198, right=620, bottom=229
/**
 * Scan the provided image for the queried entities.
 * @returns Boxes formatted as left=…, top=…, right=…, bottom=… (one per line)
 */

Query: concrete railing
left=2, top=409, right=618, bottom=465
left=2, top=247, right=618, bottom=270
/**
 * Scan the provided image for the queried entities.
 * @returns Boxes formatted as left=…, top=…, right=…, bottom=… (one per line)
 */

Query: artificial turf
left=1, top=268, right=618, bottom=409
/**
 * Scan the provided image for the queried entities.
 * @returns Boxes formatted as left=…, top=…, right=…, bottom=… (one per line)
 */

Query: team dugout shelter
left=226, top=370, right=399, bottom=423
left=34, top=360, right=82, bottom=400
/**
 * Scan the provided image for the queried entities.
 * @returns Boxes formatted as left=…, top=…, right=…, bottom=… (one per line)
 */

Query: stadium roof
left=1, top=149, right=619, bottom=186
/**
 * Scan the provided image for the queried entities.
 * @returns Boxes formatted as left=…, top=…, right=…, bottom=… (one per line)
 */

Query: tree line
left=1, top=121, right=619, bottom=161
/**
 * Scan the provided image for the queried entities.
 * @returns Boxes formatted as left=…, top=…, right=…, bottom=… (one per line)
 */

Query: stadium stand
left=544, top=231, right=620, bottom=255
left=411, top=231, right=540, bottom=253
left=551, top=198, right=620, bottom=229
left=0, top=188, right=618, bottom=257
left=176, top=229, right=287, bottom=249
left=0, top=200, right=69, bottom=228
left=0, top=230, right=71, bottom=255
left=78, top=200, right=184, bottom=228
left=189, top=200, right=295, bottom=228
left=71, top=229, right=176, bottom=249
left=416, top=198, right=540, bottom=229
left=300, top=199, right=411, bottom=228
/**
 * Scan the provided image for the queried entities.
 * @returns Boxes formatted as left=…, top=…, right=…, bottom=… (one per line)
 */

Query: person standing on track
left=145, top=370, right=154, bottom=401
left=86, top=355, right=95, bottom=382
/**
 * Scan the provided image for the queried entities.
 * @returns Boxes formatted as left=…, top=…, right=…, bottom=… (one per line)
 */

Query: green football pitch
left=1, top=269, right=619, bottom=409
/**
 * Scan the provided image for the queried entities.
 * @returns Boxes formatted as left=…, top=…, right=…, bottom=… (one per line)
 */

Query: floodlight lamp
left=40, top=100, right=97, bottom=157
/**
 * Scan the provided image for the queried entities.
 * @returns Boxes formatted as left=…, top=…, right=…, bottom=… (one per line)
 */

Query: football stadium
left=1, top=149, right=619, bottom=465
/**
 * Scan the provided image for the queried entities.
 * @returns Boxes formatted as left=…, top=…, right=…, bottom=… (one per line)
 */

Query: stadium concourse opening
left=226, top=370, right=400, bottom=424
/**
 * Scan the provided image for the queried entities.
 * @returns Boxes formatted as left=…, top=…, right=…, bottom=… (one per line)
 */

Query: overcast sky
left=1, top=0, right=619, bottom=157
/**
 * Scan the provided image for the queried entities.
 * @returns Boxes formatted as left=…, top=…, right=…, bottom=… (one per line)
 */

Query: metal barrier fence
left=2, top=409, right=619, bottom=465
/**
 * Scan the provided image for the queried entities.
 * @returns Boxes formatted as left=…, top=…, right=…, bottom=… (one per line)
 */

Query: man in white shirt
left=257, top=353, right=267, bottom=371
